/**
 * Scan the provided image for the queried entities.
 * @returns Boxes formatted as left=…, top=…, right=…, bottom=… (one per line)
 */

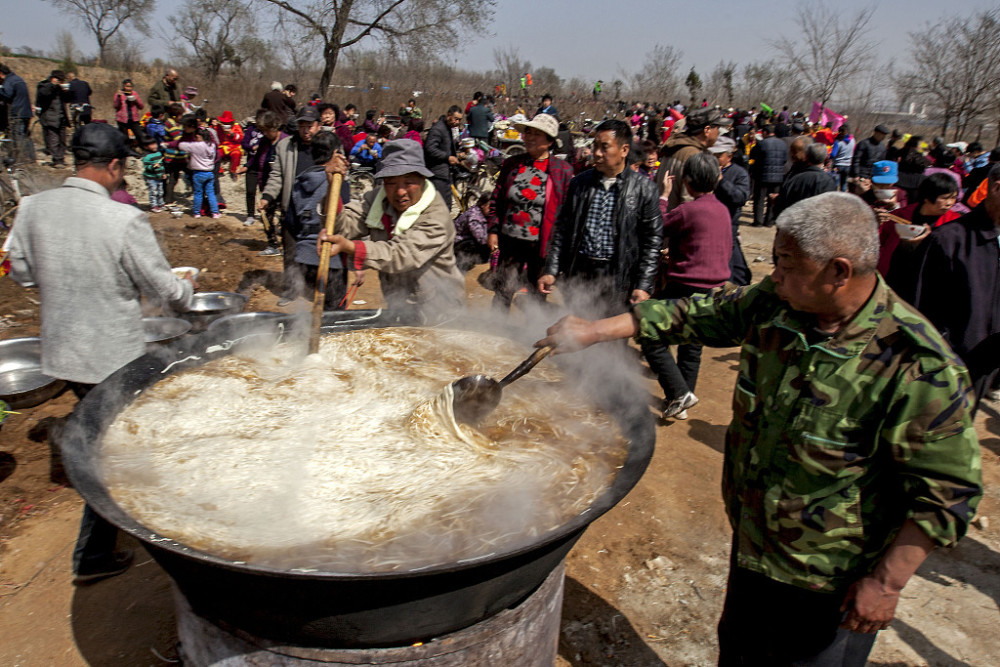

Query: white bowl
left=895, top=223, right=926, bottom=240
left=172, top=266, right=200, bottom=280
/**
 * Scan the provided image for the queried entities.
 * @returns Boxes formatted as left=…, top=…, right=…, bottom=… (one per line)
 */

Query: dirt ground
left=1, top=175, right=998, bottom=666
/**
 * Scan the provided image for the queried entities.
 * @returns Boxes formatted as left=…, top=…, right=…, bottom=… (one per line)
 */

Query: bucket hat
left=375, top=139, right=433, bottom=179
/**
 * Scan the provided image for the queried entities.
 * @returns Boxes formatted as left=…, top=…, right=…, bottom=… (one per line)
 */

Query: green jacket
left=633, top=276, right=982, bottom=592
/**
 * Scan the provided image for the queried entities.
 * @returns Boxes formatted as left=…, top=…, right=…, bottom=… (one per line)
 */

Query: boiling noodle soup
left=102, top=327, right=628, bottom=572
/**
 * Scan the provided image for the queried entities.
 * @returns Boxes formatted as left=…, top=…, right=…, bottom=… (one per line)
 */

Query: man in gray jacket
left=7, top=123, right=195, bottom=583
left=258, top=106, right=323, bottom=304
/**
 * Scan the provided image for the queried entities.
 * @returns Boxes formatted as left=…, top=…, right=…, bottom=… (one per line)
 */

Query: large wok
left=60, top=310, right=655, bottom=648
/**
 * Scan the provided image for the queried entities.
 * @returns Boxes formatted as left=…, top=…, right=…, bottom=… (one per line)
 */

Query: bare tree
left=491, top=45, right=529, bottom=98
left=769, top=4, right=876, bottom=109
left=170, top=0, right=267, bottom=81
left=260, top=0, right=495, bottom=93
left=99, top=32, right=146, bottom=73
left=531, top=66, right=562, bottom=99
left=44, top=0, right=152, bottom=64
left=737, top=61, right=808, bottom=111
left=704, top=61, right=737, bottom=107
left=896, top=9, right=1000, bottom=140
left=51, top=30, right=80, bottom=69
left=629, top=44, right=683, bottom=102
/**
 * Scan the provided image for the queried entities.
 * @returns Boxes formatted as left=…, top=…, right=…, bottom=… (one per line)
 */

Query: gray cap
left=375, top=139, right=433, bottom=179
left=708, top=136, right=736, bottom=154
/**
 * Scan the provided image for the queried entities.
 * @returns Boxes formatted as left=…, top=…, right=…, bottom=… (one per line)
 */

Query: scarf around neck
left=364, top=179, right=436, bottom=236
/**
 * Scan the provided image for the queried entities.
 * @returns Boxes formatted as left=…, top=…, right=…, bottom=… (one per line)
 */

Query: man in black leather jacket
left=538, top=119, right=662, bottom=315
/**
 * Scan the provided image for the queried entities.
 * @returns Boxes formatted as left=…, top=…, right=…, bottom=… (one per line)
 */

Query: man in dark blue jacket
left=0, top=63, right=33, bottom=161
left=710, top=137, right=752, bottom=285
left=748, top=125, right=788, bottom=226
left=66, top=72, right=93, bottom=127
left=851, top=124, right=889, bottom=180
left=466, top=94, right=493, bottom=142
left=773, top=142, right=837, bottom=217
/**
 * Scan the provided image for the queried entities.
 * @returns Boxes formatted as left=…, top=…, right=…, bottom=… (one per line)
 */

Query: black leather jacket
left=543, top=167, right=663, bottom=295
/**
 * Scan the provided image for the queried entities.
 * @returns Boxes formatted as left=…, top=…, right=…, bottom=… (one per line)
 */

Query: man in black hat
left=851, top=124, right=889, bottom=180
left=35, top=69, right=71, bottom=168
left=259, top=105, right=328, bottom=304
left=6, top=123, right=195, bottom=584
left=658, top=107, right=732, bottom=211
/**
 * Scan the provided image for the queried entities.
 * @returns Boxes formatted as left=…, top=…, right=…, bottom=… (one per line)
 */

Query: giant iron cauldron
left=60, top=310, right=655, bottom=648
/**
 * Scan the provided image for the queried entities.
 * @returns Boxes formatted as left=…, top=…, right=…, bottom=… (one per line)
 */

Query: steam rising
left=100, top=327, right=629, bottom=573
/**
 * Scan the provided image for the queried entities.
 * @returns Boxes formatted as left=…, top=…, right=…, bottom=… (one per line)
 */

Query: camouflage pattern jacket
left=633, top=276, right=982, bottom=592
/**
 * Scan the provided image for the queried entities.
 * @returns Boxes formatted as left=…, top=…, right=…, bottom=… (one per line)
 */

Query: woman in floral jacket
left=486, top=113, right=574, bottom=311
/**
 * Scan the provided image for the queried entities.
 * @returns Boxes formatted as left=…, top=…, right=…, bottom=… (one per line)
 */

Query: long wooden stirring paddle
left=309, top=172, right=344, bottom=354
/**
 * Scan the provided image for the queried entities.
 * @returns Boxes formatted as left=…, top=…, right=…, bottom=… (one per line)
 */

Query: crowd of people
left=2, top=60, right=997, bottom=666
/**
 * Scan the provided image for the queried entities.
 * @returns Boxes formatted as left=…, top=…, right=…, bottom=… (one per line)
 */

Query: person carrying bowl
left=5, top=124, right=196, bottom=584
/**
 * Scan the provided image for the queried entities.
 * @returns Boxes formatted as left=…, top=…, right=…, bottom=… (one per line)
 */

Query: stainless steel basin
left=0, top=337, right=66, bottom=408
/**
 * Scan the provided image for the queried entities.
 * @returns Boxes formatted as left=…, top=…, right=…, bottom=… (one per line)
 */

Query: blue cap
left=871, top=160, right=898, bottom=184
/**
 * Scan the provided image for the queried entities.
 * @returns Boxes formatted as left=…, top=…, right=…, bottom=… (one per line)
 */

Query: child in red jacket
left=216, top=111, right=244, bottom=177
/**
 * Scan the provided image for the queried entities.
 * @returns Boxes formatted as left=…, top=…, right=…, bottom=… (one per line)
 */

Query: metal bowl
left=205, top=311, right=287, bottom=340
left=175, top=292, right=248, bottom=332
left=0, top=337, right=66, bottom=409
left=143, top=317, right=192, bottom=346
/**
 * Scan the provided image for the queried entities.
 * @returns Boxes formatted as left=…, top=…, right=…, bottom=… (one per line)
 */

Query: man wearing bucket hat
left=318, top=139, right=465, bottom=320
left=6, top=123, right=195, bottom=584
left=485, top=112, right=575, bottom=310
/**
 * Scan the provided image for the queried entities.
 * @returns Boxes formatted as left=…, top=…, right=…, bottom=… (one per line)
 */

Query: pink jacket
left=113, top=91, right=144, bottom=124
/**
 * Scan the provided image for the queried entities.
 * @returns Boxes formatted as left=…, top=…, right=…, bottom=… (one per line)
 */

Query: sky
left=1, top=0, right=997, bottom=82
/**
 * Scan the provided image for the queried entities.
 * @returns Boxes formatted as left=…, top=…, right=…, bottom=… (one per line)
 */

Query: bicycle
left=0, top=138, right=27, bottom=229
left=348, top=162, right=376, bottom=201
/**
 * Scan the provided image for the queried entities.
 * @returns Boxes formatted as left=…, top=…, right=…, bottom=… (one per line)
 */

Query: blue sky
left=1, top=0, right=996, bottom=80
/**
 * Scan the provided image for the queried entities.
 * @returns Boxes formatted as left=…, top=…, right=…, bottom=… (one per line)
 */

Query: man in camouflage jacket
left=536, top=192, right=982, bottom=665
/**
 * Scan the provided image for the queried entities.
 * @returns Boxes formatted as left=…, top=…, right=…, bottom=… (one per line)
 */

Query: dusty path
left=1, top=201, right=997, bottom=666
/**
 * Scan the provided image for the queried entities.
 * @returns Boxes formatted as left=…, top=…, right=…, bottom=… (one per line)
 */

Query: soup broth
left=101, top=327, right=628, bottom=573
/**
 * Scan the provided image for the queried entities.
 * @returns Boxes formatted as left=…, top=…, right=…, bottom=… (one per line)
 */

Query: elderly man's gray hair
left=270, top=81, right=283, bottom=91
left=775, top=192, right=880, bottom=274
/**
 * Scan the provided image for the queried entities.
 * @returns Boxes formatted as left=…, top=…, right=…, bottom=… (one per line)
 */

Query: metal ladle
left=451, top=346, right=554, bottom=425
